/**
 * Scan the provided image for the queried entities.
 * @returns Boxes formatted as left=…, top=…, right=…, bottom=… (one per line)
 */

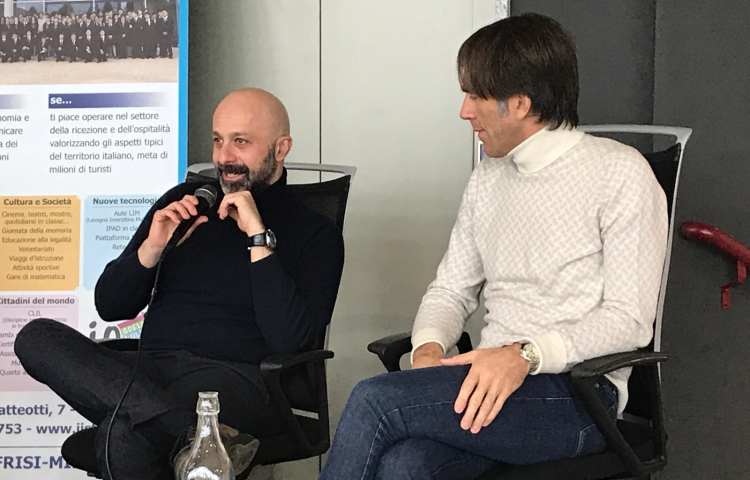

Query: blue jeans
left=319, top=365, right=617, bottom=480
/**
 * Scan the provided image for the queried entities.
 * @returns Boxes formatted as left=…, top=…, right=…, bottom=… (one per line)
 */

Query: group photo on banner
left=1, top=0, right=179, bottom=84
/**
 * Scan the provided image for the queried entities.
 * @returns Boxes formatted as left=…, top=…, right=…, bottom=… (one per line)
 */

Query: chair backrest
left=580, top=125, right=690, bottom=222
left=185, top=161, right=356, bottom=351
left=185, top=162, right=356, bottom=231
left=580, top=125, right=692, bottom=419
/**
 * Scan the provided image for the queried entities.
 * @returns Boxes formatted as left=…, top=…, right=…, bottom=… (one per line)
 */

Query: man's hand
left=218, top=191, right=266, bottom=235
left=137, top=195, right=207, bottom=268
left=218, top=191, right=271, bottom=262
left=411, top=342, right=444, bottom=369
left=441, top=344, right=530, bottom=434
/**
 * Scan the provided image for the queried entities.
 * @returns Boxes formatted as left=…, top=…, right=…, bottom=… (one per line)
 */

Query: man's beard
left=215, top=144, right=278, bottom=194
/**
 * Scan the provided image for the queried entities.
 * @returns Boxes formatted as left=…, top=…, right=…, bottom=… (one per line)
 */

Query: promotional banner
left=0, top=0, right=187, bottom=477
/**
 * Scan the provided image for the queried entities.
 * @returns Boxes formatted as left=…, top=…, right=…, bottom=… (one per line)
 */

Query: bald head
left=214, top=88, right=290, bottom=140
left=212, top=88, right=293, bottom=192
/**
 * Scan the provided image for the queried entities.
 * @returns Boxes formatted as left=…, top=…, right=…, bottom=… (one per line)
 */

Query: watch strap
left=247, top=232, right=267, bottom=248
left=246, top=229, right=276, bottom=250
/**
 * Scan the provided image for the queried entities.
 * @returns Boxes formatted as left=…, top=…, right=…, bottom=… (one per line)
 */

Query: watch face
left=521, top=343, right=540, bottom=370
left=266, top=229, right=277, bottom=249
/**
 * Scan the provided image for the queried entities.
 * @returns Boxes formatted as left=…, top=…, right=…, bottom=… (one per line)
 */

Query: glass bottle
left=176, top=391, right=235, bottom=480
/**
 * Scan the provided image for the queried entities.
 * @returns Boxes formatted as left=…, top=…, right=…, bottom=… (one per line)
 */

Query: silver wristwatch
left=519, top=342, right=540, bottom=372
left=247, top=229, right=277, bottom=250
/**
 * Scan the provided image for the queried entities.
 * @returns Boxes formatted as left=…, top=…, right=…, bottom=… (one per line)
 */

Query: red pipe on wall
left=680, top=221, right=750, bottom=308
left=680, top=222, right=750, bottom=265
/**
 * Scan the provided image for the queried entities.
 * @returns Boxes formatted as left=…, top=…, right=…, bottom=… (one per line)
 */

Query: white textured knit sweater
left=412, top=127, right=668, bottom=413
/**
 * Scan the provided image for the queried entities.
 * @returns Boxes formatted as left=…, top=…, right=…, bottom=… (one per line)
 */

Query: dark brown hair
left=457, top=13, right=579, bottom=129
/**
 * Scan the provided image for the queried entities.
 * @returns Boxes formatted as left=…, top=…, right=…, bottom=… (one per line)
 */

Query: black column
left=655, top=1, right=750, bottom=478
left=511, top=0, right=656, bottom=140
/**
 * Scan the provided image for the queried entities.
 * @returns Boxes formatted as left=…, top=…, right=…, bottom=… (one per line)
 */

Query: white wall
left=189, top=1, right=485, bottom=477
left=188, top=0, right=320, bottom=170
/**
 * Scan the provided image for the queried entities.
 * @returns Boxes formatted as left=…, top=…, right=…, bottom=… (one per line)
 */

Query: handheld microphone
left=160, top=184, right=217, bottom=260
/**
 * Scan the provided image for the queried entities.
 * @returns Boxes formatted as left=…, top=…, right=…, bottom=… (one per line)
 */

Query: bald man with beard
left=14, top=88, right=345, bottom=480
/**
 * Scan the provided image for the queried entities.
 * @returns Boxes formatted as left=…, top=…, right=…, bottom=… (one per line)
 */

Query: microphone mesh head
left=195, top=184, right=218, bottom=208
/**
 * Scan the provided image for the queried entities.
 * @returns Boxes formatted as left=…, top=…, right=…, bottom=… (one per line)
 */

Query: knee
left=344, top=374, right=397, bottom=415
left=14, top=318, right=56, bottom=359
left=349, top=376, right=380, bottom=403
left=14, top=318, right=62, bottom=372
left=339, top=374, right=407, bottom=430
left=349, top=373, right=399, bottom=404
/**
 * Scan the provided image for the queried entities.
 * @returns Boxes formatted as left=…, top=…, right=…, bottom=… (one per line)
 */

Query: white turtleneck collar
left=505, top=125, right=585, bottom=174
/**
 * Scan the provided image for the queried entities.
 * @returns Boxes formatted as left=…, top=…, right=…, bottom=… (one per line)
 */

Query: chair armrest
left=96, top=338, right=140, bottom=351
left=571, top=350, right=668, bottom=477
left=259, top=350, right=334, bottom=375
left=367, top=332, right=412, bottom=372
left=259, top=350, right=335, bottom=459
left=571, top=351, right=668, bottom=379
left=367, top=332, right=474, bottom=373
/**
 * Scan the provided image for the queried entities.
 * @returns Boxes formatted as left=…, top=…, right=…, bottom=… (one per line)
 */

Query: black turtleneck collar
left=253, top=167, right=288, bottom=205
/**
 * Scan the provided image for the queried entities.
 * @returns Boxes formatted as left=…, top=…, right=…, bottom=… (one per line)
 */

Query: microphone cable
left=103, top=259, right=163, bottom=480
left=103, top=183, right=217, bottom=480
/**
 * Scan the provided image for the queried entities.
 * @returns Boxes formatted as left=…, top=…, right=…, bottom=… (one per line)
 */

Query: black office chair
left=60, top=162, right=356, bottom=478
left=368, top=126, right=691, bottom=480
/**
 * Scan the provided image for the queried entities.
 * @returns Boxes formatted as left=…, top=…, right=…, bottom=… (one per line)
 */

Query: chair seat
left=476, top=420, right=654, bottom=480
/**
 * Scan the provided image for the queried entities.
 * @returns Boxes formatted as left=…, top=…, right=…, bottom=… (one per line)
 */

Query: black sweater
left=94, top=170, right=345, bottom=364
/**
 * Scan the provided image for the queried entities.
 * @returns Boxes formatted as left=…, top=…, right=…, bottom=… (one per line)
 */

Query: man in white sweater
left=320, top=13, right=668, bottom=480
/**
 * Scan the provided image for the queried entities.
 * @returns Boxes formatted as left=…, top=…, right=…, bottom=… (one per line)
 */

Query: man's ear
left=275, top=135, right=293, bottom=163
left=509, top=95, right=534, bottom=121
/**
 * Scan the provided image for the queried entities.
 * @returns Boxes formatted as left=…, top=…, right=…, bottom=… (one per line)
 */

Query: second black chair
left=368, top=125, right=691, bottom=480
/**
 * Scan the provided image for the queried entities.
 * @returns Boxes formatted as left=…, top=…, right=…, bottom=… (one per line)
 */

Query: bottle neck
left=195, top=411, right=221, bottom=440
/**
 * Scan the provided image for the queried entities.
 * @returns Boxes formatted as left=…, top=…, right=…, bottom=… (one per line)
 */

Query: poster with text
left=0, top=0, right=187, bottom=477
